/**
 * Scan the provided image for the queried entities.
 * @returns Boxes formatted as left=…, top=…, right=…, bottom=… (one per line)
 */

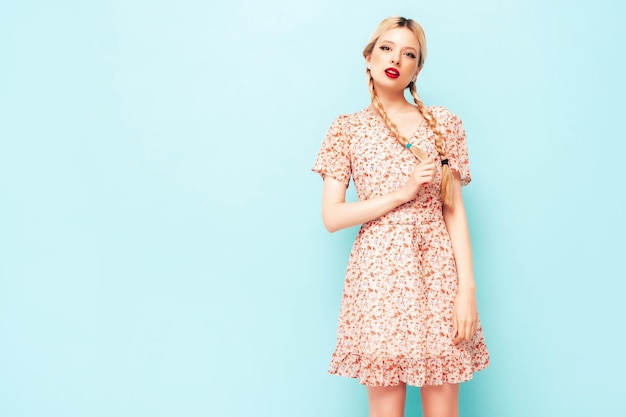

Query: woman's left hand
left=452, top=287, right=478, bottom=345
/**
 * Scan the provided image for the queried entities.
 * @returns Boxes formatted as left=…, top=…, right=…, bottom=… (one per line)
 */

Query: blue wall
left=1, top=0, right=624, bottom=416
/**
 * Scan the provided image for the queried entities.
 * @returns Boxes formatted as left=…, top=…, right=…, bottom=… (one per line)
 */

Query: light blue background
left=1, top=0, right=624, bottom=416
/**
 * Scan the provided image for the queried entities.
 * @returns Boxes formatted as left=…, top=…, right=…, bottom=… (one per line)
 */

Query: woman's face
left=366, top=27, right=421, bottom=90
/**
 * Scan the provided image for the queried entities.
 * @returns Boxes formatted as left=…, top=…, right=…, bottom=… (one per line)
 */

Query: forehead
left=377, top=27, right=419, bottom=49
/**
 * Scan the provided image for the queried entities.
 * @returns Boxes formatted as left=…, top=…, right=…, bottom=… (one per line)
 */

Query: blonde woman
left=312, top=17, right=489, bottom=417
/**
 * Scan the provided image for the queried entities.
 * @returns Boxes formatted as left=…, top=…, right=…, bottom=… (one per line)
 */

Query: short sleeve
left=311, top=115, right=352, bottom=187
left=432, top=107, right=471, bottom=186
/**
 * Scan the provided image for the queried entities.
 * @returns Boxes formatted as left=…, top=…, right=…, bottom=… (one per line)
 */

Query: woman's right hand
left=398, top=158, right=436, bottom=203
left=321, top=158, right=435, bottom=233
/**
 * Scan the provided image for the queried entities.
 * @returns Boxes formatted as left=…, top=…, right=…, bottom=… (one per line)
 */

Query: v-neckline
left=366, top=106, right=428, bottom=140
left=366, top=106, right=430, bottom=155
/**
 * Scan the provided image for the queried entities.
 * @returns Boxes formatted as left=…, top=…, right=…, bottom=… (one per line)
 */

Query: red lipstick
left=385, top=68, right=400, bottom=79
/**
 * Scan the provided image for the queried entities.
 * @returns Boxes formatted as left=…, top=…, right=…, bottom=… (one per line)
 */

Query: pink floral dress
left=312, top=106, right=489, bottom=387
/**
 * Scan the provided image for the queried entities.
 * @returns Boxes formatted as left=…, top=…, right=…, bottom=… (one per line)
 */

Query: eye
left=379, top=45, right=391, bottom=51
left=405, top=52, right=416, bottom=59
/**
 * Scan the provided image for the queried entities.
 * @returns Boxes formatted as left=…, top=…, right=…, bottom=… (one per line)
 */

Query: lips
left=384, top=68, right=400, bottom=79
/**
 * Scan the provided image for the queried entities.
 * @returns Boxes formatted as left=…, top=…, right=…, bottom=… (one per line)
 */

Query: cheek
left=371, top=51, right=385, bottom=65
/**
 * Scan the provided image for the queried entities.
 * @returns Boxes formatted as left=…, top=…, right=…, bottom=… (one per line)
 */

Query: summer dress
left=312, top=106, right=489, bottom=387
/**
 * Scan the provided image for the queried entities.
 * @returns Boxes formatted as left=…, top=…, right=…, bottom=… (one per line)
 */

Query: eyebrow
left=379, top=40, right=417, bottom=51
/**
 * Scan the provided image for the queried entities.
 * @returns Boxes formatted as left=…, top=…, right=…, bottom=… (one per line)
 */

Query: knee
left=367, top=384, right=406, bottom=417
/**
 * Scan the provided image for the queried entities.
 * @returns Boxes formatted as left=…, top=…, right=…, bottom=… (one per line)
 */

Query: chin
left=375, top=78, right=408, bottom=92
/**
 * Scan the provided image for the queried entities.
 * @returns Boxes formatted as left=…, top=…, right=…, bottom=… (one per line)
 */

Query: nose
left=391, top=53, right=401, bottom=65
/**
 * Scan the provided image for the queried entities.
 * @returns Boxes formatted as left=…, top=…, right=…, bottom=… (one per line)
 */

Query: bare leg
left=420, top=383, right=459, bottom=417
left=366, top=383, right=407, bottom=417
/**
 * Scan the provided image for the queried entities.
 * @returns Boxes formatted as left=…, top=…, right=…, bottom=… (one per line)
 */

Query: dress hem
left=328, top=350, right=490, bottom=387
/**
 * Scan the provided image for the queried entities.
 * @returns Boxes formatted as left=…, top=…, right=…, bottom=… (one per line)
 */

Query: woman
left=312, top=17, right=489, bottom=417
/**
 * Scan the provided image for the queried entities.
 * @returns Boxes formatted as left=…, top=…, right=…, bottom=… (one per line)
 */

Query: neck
left=371, top=85, right=411, bottom=113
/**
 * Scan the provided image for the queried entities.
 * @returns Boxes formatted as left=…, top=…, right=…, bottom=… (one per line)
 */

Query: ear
left=365, top=55, right=372, bottom=66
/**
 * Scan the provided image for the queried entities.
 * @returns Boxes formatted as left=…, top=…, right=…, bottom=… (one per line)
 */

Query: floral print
left=312, top=106, right=489, bottom=387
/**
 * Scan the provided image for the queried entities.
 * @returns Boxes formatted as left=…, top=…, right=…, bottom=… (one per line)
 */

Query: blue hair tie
left=406, top=143, right=413, bottom=149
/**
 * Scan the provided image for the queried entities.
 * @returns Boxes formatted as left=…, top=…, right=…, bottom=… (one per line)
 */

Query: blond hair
left=363, top=16, right=453, bottom=205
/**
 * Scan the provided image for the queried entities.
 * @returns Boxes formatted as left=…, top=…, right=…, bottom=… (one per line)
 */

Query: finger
left=416, top=170, right=434, bottom=180
left=465, top=321, right=473, bottom=340
left=451, top=315, right=459, bottom=344
left=457, top=319, right=466, bottom=341
left=412, top=168, right=428, bottom=177
left=413, top=170, right=429, bottom=180
left=470, top=318, right=478, bottom=338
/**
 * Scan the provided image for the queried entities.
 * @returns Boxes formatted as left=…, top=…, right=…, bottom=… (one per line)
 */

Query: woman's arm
left=322, top=177, right=405, bottom=233
left=443, top=172, right=478, bottom=344
left=321, top=158, right=436, bottom=233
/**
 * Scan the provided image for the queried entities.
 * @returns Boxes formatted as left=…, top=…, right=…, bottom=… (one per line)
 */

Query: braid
left=367, top=74, right=428, bottom=162
left=409, top=83, right=454, bottom=206
left=362, top=18, right=452, bottom=205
